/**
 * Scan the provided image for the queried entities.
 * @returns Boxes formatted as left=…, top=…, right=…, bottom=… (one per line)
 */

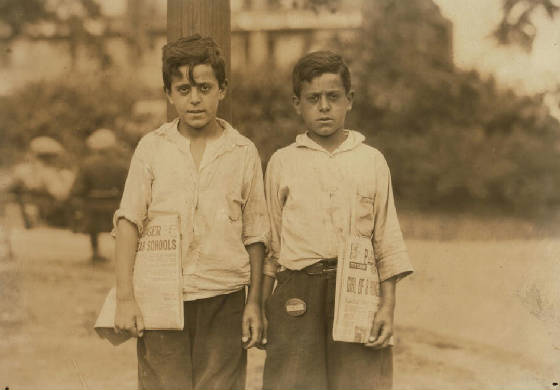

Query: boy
left=261, top=51, right=414, bottom=389
left=113, top=35, right=269, bottom=389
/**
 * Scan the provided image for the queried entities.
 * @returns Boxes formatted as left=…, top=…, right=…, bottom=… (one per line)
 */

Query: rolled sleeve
left=111, top=209, right=145, bottom=237
left=263, top=255, right=280, bottom=278
left=241, top=144, right=270, bottom=248
left=373, top=155, right=414, bottom=282
left=264, top=152, right=284, bottom=277
left=111, top=137, right=153, bottom=237
left=376, top=250, right=413, bottom=282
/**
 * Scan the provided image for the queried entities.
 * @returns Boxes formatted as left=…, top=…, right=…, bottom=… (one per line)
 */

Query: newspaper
left=332, top=235, right=381, bottom=343
left=94, top=214, right=183, bottom=345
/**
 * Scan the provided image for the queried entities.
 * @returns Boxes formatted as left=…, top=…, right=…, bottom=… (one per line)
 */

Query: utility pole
left=166, top=0, right=232, bottom=122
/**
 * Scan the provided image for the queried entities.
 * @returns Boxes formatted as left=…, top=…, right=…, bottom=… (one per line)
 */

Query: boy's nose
left=318, top=95, right=330, bottom=111
left=190, top=88, right=201, bottom=104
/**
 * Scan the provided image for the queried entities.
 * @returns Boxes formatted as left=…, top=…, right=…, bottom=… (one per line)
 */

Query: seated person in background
left=9, top=136, right=75, bottom=228
left=70, top=129, right=129, bottom=262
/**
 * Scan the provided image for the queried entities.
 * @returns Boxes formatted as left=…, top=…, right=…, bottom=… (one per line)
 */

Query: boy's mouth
left=318, top=117, right=333, bottom=122
left=187, top=110, right=205, bottom=114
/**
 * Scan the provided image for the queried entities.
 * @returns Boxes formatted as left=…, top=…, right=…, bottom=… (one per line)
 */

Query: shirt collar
left=295, top=130, right=365, bottom=154
left=205, top=119, right=250, bottom=167
left=156, top=117, right=249, bottom=155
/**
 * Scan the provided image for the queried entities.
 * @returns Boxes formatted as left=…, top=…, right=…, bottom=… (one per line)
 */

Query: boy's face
left=166, top=64, right=226, bottom=132
left=293, top=72, right=353, bottom=139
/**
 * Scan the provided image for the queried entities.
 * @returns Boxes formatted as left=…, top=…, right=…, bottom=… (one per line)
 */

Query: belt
left=302, top=258, right=337, bottom=275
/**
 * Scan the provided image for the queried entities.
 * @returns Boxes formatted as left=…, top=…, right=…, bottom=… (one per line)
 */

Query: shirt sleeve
left=263, top=152, right=283, bottom=278
left=240, top=143, right=270, bottom=248
left=111, top=136, right=153, bottom=236
left=373, top=154, right=414, bottom=282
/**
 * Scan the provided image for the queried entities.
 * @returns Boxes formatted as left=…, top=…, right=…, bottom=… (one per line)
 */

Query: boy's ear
left=292, top=95, right=301, bottom=116
left=218, top=79, right=228, bottom=101
left=346, top=90, right=354, bottom=111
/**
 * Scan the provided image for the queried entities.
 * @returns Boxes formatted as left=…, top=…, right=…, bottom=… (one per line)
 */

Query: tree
left=0, top=0, right=54, bottom=39
left=0, top=0, right=110, bottom=68
left=493, top=0, right=560, bottom=50
left=338, top=0, right=560, bottom=214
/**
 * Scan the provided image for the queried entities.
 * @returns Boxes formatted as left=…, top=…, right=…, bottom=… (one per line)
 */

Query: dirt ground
left=1, top=209, right=559, bottom=389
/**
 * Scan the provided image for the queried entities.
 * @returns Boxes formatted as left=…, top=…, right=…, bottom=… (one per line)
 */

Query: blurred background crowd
left=1, top=0, right=560, bottom=235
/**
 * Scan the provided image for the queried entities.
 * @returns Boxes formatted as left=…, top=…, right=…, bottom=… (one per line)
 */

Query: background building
left=0, top=0, right=452, bottom=93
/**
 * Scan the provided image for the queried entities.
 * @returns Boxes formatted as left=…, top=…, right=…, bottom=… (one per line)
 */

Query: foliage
left=352, top=0, right=560, bottom=216
left=233, top=0, right=560, bottom=218
left=0, top=0, right=53, bottom=38
left=2, top=0, right=560, bottom=219
left=0, top=72, right=141, bottom=167
left=231, top=69, right=301, bottom=164
left=0, top=0, right=110, bottom=67
left=494, top=0, right=560, bottom=50
left=0, top=0, right=102, bottom=39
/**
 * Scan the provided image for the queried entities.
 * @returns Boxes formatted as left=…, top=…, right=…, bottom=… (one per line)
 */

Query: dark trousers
left=263, top=267, right=393, bottom=390
left=137, top=288, right=247, bottom=390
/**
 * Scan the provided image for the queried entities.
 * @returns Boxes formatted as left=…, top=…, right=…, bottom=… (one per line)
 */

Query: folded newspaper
left=333, top=235, right=381, bottom=343
left=94, top=214, right=184, bottom=345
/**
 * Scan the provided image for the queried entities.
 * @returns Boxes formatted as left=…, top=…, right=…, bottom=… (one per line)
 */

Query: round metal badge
left=285, top=298, right=306, bottom=317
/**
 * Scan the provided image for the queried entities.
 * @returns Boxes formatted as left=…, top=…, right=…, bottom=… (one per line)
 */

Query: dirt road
left=1, top=225, right=558, bottom=389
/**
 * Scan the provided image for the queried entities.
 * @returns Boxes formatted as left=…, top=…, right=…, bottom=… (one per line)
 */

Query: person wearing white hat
left=86, top=128, right=117, bottom=151
left=9, top=137, right=74, bottom=227
left=29, top=136, right=65, bottom=156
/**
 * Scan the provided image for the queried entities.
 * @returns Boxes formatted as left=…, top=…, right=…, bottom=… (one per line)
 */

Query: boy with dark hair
left=261, top=50, right=413, bottom=389
left=113, top=34, right=269, bottom=389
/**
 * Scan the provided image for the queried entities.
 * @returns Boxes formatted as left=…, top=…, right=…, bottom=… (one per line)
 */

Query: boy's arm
left=112, top=138, right=153, bottom=338
left=240, top=145, right=269, bottom=349
left=260, top=152, right=284, bottom=346
left=261, top=275, right=275, bottom=307
left=262, top=152, right=283, bottom=279
left=242, top=242, right=265, bottom=349
left=371, top=156, right=413, bottom=283
left=114, top=218, right=144, bottom=337
left=366, top=156, right=413, bottom=348
left=260, top=274, right=275, bottom=346
left=365, top=275, right=396, bottom=348
left=366, top=154, right=413, bottom=348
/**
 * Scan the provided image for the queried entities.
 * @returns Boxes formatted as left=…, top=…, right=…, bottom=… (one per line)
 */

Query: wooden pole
left=166, top=0, right=232, bottom=122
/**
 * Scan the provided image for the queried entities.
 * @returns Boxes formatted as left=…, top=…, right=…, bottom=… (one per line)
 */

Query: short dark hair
left=162, top=34, right=227, bottom=92
left=292, top=51, right=351, bottom=97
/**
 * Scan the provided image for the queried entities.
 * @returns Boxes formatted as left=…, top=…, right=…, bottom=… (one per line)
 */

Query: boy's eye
left=307, top=95, right=319, bottom=103
left=178, top=85, right=191, bottom=93
left=328, top=93, right=340, bottom=101
left=200, top=84, right=211, bottom=93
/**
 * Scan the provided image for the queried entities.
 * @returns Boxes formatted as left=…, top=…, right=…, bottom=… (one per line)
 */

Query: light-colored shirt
left=264, top=130, right=413, bottom=282
left=12, top=159, right=75, bottom=201
left=113, top=118, right=269, bottom=301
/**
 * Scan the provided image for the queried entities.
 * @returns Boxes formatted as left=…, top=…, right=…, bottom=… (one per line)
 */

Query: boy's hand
left=257, top=304, right=268, bottom=350
left=258, top=275, right=275, bottom=349
left=241, top=301, right=263, bottom=349
left=365, top=305, right=394, bottom=349
left=115, top=298, right=145, bottom=338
